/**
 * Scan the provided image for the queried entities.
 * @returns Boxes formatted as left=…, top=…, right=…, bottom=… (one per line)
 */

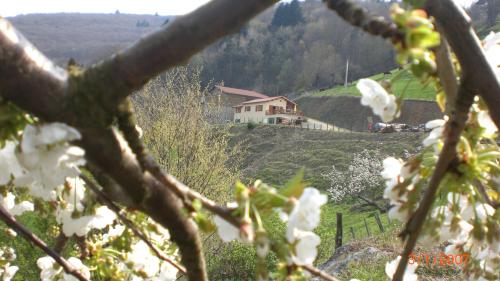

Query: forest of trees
left=190, top=0, right=498, bottom=96
left=193, top=0, right=398, bottom=96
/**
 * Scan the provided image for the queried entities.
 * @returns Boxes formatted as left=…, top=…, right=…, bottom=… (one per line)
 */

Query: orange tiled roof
left=216, top=85, right=269, bottom=99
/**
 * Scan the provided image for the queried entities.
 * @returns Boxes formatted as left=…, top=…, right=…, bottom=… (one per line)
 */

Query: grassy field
left=310, top=69, right=437, bottom=101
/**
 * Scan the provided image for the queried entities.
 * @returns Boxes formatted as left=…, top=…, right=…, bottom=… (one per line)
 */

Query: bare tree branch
left=83, top=0, right=278, bottom=105
left=356, top=195, right=387, bottom=213
left=81, top=174, right=187, bottom=274
left=426, top=0, right=500, bottom=128
left=0, top=205, right=89, bottom=281
left=0, top=18, right=67, bottom=122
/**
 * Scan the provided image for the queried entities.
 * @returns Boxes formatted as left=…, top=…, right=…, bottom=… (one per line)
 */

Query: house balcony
left=265, top=108, right=304, bottom=116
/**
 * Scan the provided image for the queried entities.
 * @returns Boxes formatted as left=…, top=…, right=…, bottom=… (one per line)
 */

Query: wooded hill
left=8, top=0, right=497, bottom=96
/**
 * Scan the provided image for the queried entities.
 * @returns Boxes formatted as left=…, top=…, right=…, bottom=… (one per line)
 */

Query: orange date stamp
left=408, top=252, right=469, bottom=267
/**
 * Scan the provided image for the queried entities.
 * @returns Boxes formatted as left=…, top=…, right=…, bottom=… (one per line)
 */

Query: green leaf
left=279, top=169, right=307, bottom=198
left=194, top=212, right=216, bottom=233
left=407, top=26, right=440, bottom=49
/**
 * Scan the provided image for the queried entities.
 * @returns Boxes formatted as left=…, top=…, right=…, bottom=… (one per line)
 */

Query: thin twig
left=53, top=231, right=69, bottom=254
left=322, top=0, right=403, bottom=44
left=143, top=156, right=241, bottom=227
left=81, top=174, right=187, bottom=274
left=302, top=264, right=341, bottom=281
left=0, top=205, right=89, bottom=281
left=434, top=23, right=458, bottom=114
left=474, top=180, right=499, bottom=209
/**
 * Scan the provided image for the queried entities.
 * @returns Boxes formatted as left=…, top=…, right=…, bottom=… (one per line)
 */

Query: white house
left=233, top=96, right=304, bottom=125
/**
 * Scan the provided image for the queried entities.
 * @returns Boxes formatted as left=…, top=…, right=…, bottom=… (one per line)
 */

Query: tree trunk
left=356, top=195, right=387, bottom=213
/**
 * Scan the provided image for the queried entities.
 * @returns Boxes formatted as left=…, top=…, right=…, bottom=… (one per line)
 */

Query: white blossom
left=14, top=123, right=85, bottom=201
left=325, top=150, right=384, bottom=202
left=381, top=157, right=403, bottom=180
left=387, top=203, right=411, bottom=222
left=462, top=203, right=495, bottom=222
left=477, top=110, right=498, bottom=137
left=289, top=229, right=321, bottom=266
left=0, top=192, right=34, bottom=216
left=0, top=141, right=23, bottom=185
left=37, top=256, right=90, bottom=281
left=357, top=79, right=399, bottom=122
left=128, top=240, right=161, bottom=278
left=102, top=224, right=126, bottom=243
left=483, top=31, right=500, bottom=80
left=423, top=119, right=446, bottom=147
left=0, top=264, right=18, bottom=281
left=63, top=258, right=91, bottom=281
left=214, top=215, right=240, bottom=242
left=385, top=256, right=418, bottom=281
left=57, top=205, right=116, bottom=237
left=286, top=187, right=327, bottom=242
left=57, top=177, right=86, bottom=213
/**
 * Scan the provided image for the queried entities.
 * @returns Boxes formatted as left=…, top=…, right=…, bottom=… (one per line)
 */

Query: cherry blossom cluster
left=0, top=121, right=181, bottom=280
left=380, top=105, right=499, bottom=281
left=212, top=178, right=327, bottom=280
left=324, top=149, right=384, bottom=202
left=0, top=247, right=18, bottom=281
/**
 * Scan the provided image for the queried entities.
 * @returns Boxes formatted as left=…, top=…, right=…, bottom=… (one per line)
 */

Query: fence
left=334, top=211, right=393, bottom=250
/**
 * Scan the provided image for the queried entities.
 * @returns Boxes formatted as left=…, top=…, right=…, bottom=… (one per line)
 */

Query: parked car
left=373, top=122, right=388, bottom=132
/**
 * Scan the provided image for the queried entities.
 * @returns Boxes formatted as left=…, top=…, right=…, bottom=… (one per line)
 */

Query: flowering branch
left=1, top=1, right=279, bottom=277
left=0, top=205, right=90, bottom=281
left=322, top=0, right=403, bottom=44
left=143, top=157, right=241, bottom=227
left=392, top=79, right=475, bottom=281
left=81, top=174, right=187, bottom=274
left=391, top=1, right=500, bottom=279
left=425, top=0, right=500, bottom=128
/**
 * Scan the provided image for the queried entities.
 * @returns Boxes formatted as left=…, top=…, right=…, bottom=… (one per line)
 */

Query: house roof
left=234, top=96, right=297, bottom=107
left=216, top=85, right=269, bottom=99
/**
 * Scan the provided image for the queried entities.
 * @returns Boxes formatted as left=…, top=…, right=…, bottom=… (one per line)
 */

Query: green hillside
left=310, top=69, right=436, bottom=101
left=231, top=125, right=425, bottom=191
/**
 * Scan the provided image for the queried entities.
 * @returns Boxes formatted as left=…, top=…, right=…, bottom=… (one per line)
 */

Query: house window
left=268, top=118, right=275, bottom=124
left=256, top=105, right=263, bottom=112
left=245, top=106, right=251, bottom=112
left=235, top=107, right=241, bottom=113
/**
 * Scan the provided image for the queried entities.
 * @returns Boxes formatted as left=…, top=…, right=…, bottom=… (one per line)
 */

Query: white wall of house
left=234, top=98, right=288, bottom=123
